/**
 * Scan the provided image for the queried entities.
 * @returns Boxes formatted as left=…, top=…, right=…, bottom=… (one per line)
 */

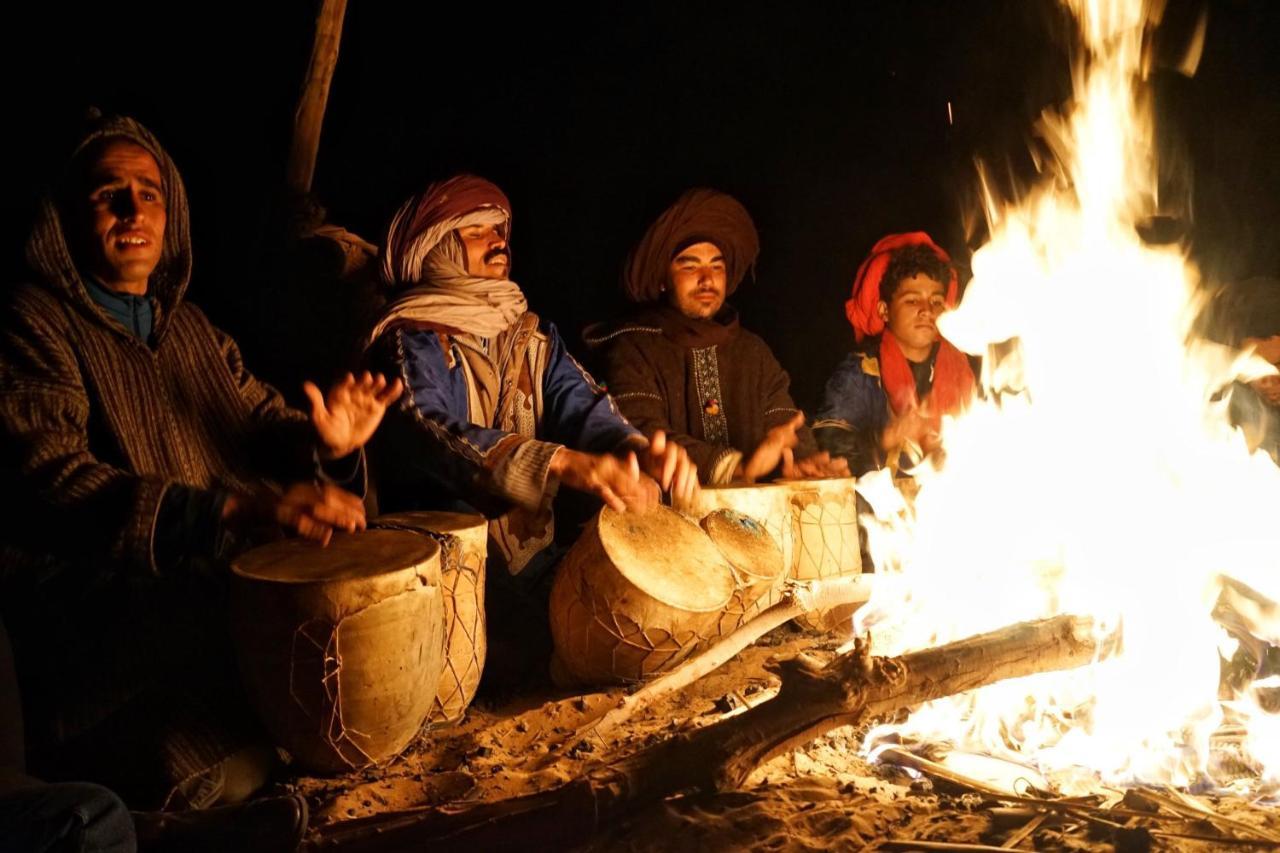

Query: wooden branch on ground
left=286, top=0, right=348, bottom=197
left=306, top=614, right=1109, bottom=852
left=539, top=574, right=876, bottom=766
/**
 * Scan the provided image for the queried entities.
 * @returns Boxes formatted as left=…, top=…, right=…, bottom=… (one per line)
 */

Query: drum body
left=231, top=530, right=444, bottom=773
left=375, top=511, right=488, bottom=725
left=785, top=477, right=862, bottom=581
left=549, top=506, right=736, bottom=684
left=700, top=509, right=786, bottom=636
left=784, top=477, right=863, bottom=631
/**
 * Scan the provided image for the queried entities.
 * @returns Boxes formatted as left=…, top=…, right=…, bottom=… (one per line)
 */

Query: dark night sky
left=8, top=0, right=1280, bottom=409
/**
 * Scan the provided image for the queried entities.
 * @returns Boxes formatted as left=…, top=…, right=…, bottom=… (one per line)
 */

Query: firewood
left=306, top=614, right=1110, bottom=851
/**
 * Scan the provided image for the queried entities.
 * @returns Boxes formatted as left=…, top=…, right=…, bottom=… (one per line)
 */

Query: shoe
left=133, top=792, right=307, bottom=853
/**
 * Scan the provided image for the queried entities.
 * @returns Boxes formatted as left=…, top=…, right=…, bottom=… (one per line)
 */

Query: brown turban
left=622, top=188, right=760, bottom=303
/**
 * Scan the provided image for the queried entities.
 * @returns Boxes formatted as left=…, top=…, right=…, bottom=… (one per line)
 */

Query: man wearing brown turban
left=587, top=189, right=847, bottom=484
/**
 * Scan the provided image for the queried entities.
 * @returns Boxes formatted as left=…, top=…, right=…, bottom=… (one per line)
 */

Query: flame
left=855, top=0, right=1280, bottom=794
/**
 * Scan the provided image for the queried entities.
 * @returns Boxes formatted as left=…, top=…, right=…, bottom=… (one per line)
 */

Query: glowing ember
left=855, top=0, right=1280, bottom=795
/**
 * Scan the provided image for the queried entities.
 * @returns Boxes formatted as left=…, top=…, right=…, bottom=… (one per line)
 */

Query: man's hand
left=780, top=449, right=851, bottom=480
left=881, top=405, right=941, bottom=455
left=305, top=372, right=405, bottom=460
left=1243, top=335, right=1280, bottom=366
left=549, top=448, right=661, bottom=513
left=223, top=483, right=367, bottom=546
left=736, top=412, right=804, bottom=483
left=637, top=430, right=699, bottom=506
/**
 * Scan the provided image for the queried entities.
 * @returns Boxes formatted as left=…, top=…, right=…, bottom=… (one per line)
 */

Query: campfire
left=854, top=0, right=1280, bottom=803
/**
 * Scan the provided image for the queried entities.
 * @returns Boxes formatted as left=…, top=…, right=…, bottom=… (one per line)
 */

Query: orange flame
left=856, top=0, right=1280, bottom=794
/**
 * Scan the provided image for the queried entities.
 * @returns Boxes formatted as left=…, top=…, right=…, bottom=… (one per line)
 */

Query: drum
left=700, top=508, right=786, bottom=636
left=784, top=477, right=864, bottom=631
left=549, top=505, right=736, bottom=684
left=374, top=512, right=488, bottom=725
left=785, top=477, right=862, bottom=581
left=230, top=530, right=445, bottom=774
left=682, top=481, right=793, bottom=608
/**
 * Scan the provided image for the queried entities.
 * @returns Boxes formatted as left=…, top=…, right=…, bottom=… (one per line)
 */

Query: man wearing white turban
left=368, top=175, right=696, bottom=576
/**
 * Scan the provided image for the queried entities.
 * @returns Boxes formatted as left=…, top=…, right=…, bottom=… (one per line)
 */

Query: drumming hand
left=736, top=412, right=804, bottom=483
left=880, top=405, right=940, bottom=455
left=781, top=449, right=850, bottom=480
left=224, top=483, right=366, bottom=546
left=549, top=448, right=660, bottom=514
left=305, top=372, right=405, bottom=460
left=639, top=430, right=700, bottom=507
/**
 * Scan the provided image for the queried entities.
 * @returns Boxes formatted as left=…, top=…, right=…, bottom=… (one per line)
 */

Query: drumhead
left=701, top=509, right=783, bottom=583
left=374, top=511, right=487, bottom=536
left=599, top=506, right=735, bottom=612
left=231, top=529, right=438, bottom=583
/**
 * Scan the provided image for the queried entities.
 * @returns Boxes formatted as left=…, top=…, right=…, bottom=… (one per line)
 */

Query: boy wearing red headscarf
left=814, top=233, right=977, bottom=475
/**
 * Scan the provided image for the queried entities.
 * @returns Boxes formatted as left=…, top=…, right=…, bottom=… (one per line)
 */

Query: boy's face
left=879, top=273, right=947, bottom=358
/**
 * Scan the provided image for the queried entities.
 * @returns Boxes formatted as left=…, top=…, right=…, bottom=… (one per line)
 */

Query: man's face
left=667, top=241, right=726, bottom=320
left=880, top=273, right=947, bottom=359
left=457, top=221, right=510, bottom=280
left=74, top=140, right=166, bottom=295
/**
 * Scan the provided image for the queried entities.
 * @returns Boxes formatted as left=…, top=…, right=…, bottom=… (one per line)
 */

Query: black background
left=8, top=0, right=1279, bottom=409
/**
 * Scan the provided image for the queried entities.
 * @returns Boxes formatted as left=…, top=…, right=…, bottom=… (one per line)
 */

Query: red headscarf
left=846, top=232, right=974, bottom=419
left=844, top=232, right=959, bottom=342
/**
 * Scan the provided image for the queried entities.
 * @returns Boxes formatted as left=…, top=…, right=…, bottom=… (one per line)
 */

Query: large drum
left=549, top=505, right=736, bottom=684
left=230, top=530, right=445, bottom=774
left=683, top=481, right=793, bottom=608
left=700, top=509, right=786, bottom=636
left=374, top=512, right=488, bottom=725
left=785, top=477, right=863, bottom=580
left=784, top=477, right=864, bottom=631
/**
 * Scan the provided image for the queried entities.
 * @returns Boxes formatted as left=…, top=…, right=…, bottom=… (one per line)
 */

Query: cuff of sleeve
left=709, top=449, right=743, bottom=486
left=493, top=439, right=563, bottom=511
left=153, top=484, right=232, bottom=575
left=314, top=447, right=362, bottom=484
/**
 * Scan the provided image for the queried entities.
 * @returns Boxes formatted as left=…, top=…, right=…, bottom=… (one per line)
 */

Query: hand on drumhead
left=279, top=483, right=366, bottom=544
left=549, top=448, right=659, bottom=514
left=225, top=483, right=366, bottom=546
left=638, top=430, right=699, bottom=506
left=306, top=371, right=405, bottom=460
left=781, top=449, right=850, bottom=480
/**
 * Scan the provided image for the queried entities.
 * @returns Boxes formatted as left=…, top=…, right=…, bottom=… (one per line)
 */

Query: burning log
left=306, top=614, right=1111, bottom=852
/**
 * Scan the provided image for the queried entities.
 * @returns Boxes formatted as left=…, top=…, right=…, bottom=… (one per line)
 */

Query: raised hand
left=549, top=448, right=661, bottom=513
left=639, top=430, right=699, bottom=506
left=305, top=371, right=404, bottom=460
left=737, top=411, right=804, bottom=483
left=880, top=404, right=940, bottom=455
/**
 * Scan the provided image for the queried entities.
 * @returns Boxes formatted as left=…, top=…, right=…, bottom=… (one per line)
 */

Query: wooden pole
left=286, top=0, right=348, bottom=197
